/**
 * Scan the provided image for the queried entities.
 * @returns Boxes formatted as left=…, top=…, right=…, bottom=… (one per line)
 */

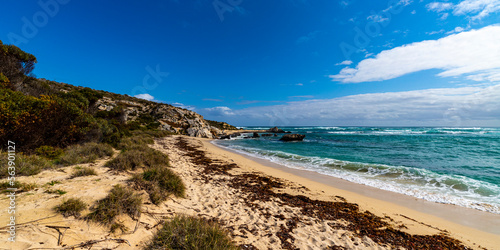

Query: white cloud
left=134, top=93, right=155, bottom=101
left=426, top=2, right=454, bottom=12
left=208, top=85, right=500, bottom=126
left=411, top=10, right=417, bottom=14
left=367, top=14, right=389, bottom=23
left=446, top=26, right=465, bottom=34
left=426, top=0, right=500, bottom=20
left=204, top=106, right=235, bottom=116
left=454, top=0, right=500, bottom=20
left=330, top=25, right=500, bottom=83
left=440, top=12, right=449, bottom=19
left=426, top=29, right=445, bottom=35
left=335, top=60, right=353, bottom=66
left=172, top=102, right=195, bottom=110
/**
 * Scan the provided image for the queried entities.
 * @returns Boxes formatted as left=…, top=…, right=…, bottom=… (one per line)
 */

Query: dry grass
left=85, top=185, right=142, bottom=227
left=0, top=151, right=53, bottom=178
left=130, top=166, right=185, bottom=205
left=144, top=215, right=237, bottom=250
left=54, top=198, right=87, bottom=218
left=58, top=142, right=114, bottom=166
left=70, top=167, right=97, bottom=178
left=105, top=146, right=168, bottom=171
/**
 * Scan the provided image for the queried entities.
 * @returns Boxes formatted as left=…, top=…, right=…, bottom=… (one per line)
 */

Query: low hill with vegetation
left=0, top=40, right=236, bottom=152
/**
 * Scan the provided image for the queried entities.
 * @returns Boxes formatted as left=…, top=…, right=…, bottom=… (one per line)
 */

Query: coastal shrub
left=85, top=185, right=142, bottom=226
left=70, top=167, right=97, bottom=178
left=105, top=147, right=168, bottom=171
left=144, top=215, right=237, bottom=250
left=130, top=166, right=185, bottom=205
left=58, top=142, right=114, bottom=166
left=54, top=198, right=87, bottom=217
left=0, top=88, right=95, bottom=151
left=0, top=151, right=53, bottom=178
left=35, top=145, right=64, bottom=160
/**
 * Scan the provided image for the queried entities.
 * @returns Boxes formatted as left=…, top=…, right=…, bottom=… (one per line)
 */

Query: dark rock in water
left=219, top=134, right=231, bottom=140
left=285, top=131, right=292, bottom=133
left=253, top=132, right=260, bottom=138
left=274, top=134, right=277, bottom=137
left=279, top=134, right=305, bottom=142
left=230, top=133, right=241, bottom=138
left=268, top=127, right=286, bottom=133
left=243, top=136, right=251, bottom=139
left=261, top=133, right=273, bottom=137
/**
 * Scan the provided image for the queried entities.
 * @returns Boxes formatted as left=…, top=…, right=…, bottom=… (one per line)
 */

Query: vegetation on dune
left=58, top=142, right=114, bottom=166
left=70, top=167, right=98, bottom=178
left=144, top=215, right=237, bottom=250
left=0, top=151, right=53, bottom=178
left=130, top=165, right=185, bottom=205
left=54, top=198, right=87, bottom=218
left=0, top=181, right=37, bottom=192
left=105, top=146, right=168, bottom=171
left=85, top=185, right=142, bottom=227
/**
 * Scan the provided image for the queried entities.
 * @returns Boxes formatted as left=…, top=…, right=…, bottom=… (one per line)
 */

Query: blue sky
left=1, top=0, right=499, bottom=126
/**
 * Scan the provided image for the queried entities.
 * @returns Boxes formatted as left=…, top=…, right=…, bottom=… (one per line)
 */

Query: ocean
left=213, top=127, right=500, bottom=214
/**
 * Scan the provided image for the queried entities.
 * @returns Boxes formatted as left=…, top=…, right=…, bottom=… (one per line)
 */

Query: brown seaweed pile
left=174, top=137, right=474, bottom=250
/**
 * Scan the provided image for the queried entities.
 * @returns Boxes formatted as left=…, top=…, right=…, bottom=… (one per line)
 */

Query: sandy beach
left=1, top=135, right=499, bottom=249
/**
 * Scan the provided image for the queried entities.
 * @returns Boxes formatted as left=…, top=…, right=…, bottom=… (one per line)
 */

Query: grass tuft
left=0, top=151, right=53, bottom=178
left=105, top=146, right=168, bottom=171
left=144, top=215, right=237, bottom=250
left=85, top=185, right=142, bottom=226
left=130, top=166, right=185, bottom=205
left=0, top=181, right=37, bottom=192
left=54, top=198, right=87, bottom=217
left=45, top=189, right=67, bottom=195
left=70, top=167, right=97, bottom=178
left=58, top=142, right=114, bottom=166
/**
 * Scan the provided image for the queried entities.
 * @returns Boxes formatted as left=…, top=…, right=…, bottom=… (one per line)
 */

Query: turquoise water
left=214, top=127, right=500, bottom=213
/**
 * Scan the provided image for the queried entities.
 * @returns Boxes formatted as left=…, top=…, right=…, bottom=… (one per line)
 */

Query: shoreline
left=210, top=140, right=500, bottom=235
left=197, top=137, right=500, bottom=248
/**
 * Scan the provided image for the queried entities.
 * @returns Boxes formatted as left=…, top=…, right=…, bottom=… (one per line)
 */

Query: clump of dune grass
left=0, top=151, right=53, bottom=178
left=70, top=166, right=97, bottom=178
left=54, top=198, right=87, bottom=218
left=85, top=185, right=142, bottom=227
left=45, top=189, right=67, bottom=195
left=0, top=181, right=37, bottom=192
left=144, top=215, right=237, bottom=250
left=117, top=135, right=155, bottom=151
left=130, top=166, right=185, bottom=205
left=105, top=146, right=168, bottom=171
left=58, top=142, right=114, bottom=166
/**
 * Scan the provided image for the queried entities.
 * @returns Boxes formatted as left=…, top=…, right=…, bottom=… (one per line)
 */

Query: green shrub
left=54, top=198, right=87, bottom=217
left=0, top=151, right=53, bottom=178
left=0, top=88, right=96, bottom=151
left=144, top=215, right=237, bottom=250
left=35, top=145, right=64, bottom=160
left=58, top=142, right=113, bottom=166
left=105, top=147, right=168, bottom=171
left=70, top=167, right=97, bottom=178
left=85, top=185, right=142, bottom=226
left=131, top=166, right=185, bottom=205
